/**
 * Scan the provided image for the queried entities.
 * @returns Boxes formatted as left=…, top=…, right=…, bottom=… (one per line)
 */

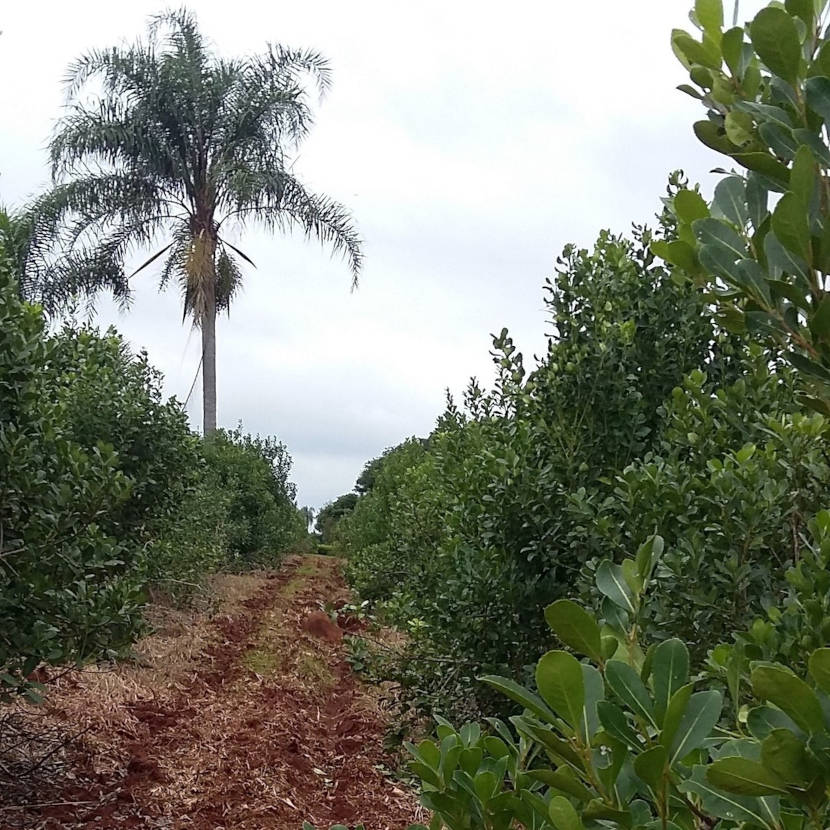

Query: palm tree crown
left=27, top=8, right=362, bottom=432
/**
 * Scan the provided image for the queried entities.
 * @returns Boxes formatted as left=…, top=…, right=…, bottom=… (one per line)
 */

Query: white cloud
left=0, top=0, right=767, bottom=506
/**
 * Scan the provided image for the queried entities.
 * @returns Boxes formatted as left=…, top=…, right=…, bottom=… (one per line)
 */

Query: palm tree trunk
left=202, top=277, right=217, bottom=435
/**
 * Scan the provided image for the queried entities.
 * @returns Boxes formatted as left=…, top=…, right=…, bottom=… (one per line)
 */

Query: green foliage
left=340, top=218, right=823, bottom=719
left=568, top=348, right=830, bottom=654
left=0, top=242, right=141, bottom=699
left=202, top=427, right=306, bottom=567
left=315, top=492, right=359, bottom=544
left=0, top=239, right=305, bottom=698
left=47, top=325, right=201, bottom=542
left=665, top=0, right=830, bottom=414
left=403, top=545, right=830, bottom=830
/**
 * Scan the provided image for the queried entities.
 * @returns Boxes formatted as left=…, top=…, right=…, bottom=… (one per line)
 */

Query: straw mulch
left=0, top=555, right=422, bottom=830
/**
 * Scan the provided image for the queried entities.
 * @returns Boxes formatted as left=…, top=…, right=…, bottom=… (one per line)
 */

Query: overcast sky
left=0, top=1, right=765, bottom=508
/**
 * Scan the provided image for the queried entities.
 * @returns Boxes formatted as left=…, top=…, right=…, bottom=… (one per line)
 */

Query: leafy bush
left=202, top=427, right=306, bottom=567
left=47, top=325, right=201, bottom=542
left=661, top=0, right=830, bottom=410
left=0, top=243, right=143, bottom=698
left=316, top=492, right=359, bottom=545
left=402, top=538, right=830, bottom=830
left=0, top=239, right=306, bottom=696
left=339, top=220, right=821, bottom=719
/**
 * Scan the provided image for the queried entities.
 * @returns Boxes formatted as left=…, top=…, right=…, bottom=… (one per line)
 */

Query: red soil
left=0, top=555, right=420, bottom=830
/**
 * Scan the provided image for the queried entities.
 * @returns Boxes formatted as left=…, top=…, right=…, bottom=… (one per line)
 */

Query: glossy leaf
left=536, top=651, right=585, bottom=731
left=751, top=665, right=824, bottom=733
left=653, top=639, right=690, bottom=723
left=605, top=660, right=656, bottom=727
left=548, top=795, right=584, bottom=830
left=669, top=690, right=722, bottom=765
left=749, top=7, right=802, bottom=85
left=707, top=756, right=788, bottom=795
left=544, top=600, right=603, bottom=663
left=595, top=560, right=637, bottom=614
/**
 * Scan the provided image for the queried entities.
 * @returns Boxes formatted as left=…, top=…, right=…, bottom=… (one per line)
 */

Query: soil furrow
left=0, top=555, right=420, bottom=830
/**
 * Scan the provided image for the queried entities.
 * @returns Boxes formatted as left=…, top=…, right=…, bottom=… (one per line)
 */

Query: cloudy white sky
left=0, top=1, right=765, bottom=508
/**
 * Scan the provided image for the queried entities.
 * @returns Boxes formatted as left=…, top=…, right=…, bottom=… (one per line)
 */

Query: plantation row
left=316, top=1, right=830, bottom=828
left=0, top=239, right=307, bottom=700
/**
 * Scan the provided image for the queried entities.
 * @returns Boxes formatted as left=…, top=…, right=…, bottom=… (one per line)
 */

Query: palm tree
left=26, top=8, right=361, bottom=434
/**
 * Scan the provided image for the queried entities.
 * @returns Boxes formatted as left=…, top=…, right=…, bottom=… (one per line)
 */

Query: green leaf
left=751, top=664, right=824, bottom=733
left=662, top=240, right=698, bottom=271
left=809, top=295, right=830, bottom=343
left=713, top=176, right=750, bottom=227
left=480, top=675, right=556, bottom=724
left=762, top=729, right=813, bottom=785
left=511, top=716, right=584, bottom=770
left=759, top=122, right=799, bottom=160
left=633, top=744, right=667, bottom=791
left=601, top=636, right=619, bottom=660
left=790, top=145, right=816, bottom=207
left=581, top=664, right=604, bottom=741
left=787, top=350, right=830, bottom=382
left=808, top=648, right=830, bottom=693
left=785, top=0, right=814, bottom=25
left=694, top=120, right=741, bottom=155
left=696, top=0, right=724, bottom=35
left=764, top=231, right=809, bottom=279
left=653, top=639, right=690, bottom=723
left=661, top=684, right=697, bottom=752
left=635, top=535, right=663, bottom=582
left=772, top=192, right=811, bottom=260
left=669, top=690, right=721, bottom=765
left=677, top=83, right=705, bottom=100
left=582, top=800, right=631, bottom=823
left=693, top=218, right=748, bottom=260
left=680, top=766, right=779, bottom=827
left=544, top=600, right=603, bottom=663
left=707, top=757, right=788, bottom=795
left=746, top=173, right=770, bottom=230
left=732, top=151, right=790, bottom=185
left=671, top=29, right=722, bottom=70
left=674, top=189, right=710, bottom=224
left=536, top=651, right=585, bottom=731
left=605, top=660, right=656, bottom=727
left=597, top=701, right=641, bottom=750
left=548, top=795, right=584, bottom=830
left=806, top=75, right=830, bottom=124
left=747, top=705, right=803, bottom=740
left=722, top=26, right=745, bottom=75
left=527, top=768, right=593, bottom=801
left=595, top=560, right=637, bottom=614
left=749, top=7, right=802, bottom=85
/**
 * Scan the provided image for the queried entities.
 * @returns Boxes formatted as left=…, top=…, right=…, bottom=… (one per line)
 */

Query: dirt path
left=0, top=555, right=421, bottom=830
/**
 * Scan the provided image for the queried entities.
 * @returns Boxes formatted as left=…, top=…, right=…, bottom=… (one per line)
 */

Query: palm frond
left=220, top=171, right=362, bottom=284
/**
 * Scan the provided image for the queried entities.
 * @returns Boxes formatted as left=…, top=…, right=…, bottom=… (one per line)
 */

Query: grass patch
left=242, top=645, right=281, bottom=675
left=296, top=651, right=335, bottom=690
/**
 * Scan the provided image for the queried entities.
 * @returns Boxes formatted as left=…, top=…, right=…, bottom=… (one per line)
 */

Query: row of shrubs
left=330, top=213, right=823, bottom=721
left=0, top=239, right=307, bottom=700
left=308, top=2, right=830, bottom=828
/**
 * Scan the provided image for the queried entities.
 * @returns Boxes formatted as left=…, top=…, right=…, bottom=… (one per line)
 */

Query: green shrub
left=0, top=240, right=306, bottom=695
left=47, top=325, right=201, bottom=542
left=401, top=537, right=830, bottom=830
left=0, top=244, right=144, bottom=698
left=339, top=221, right=802, bottom=720
left=202, top=427, right=306, bottom=567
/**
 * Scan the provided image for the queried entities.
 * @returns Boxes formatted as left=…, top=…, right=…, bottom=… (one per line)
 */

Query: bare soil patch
left=0, top=555, right=421, bottom=829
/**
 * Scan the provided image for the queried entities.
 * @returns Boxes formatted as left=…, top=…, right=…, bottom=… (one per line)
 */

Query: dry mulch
left=0, top=555, right=422, bottom=830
